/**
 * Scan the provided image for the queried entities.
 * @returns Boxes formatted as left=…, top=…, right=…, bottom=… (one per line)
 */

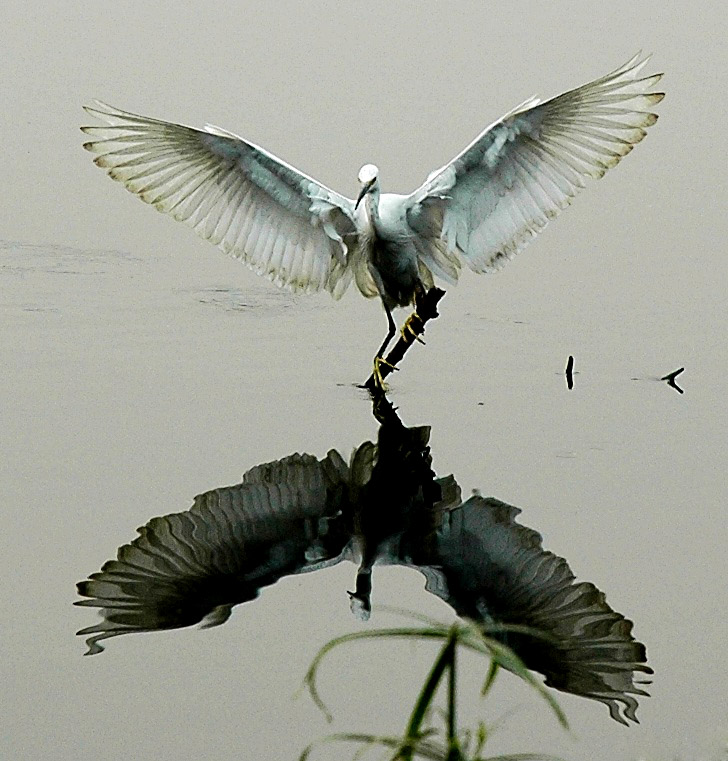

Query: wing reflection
left=76, top=394, right=651, bottom=724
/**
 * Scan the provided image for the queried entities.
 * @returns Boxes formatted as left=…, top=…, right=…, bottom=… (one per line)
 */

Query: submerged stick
left=363, top=287, right=446, bottom=391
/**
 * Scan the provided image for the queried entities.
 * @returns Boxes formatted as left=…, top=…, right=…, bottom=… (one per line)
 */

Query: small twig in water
left=565, top=355, right=574, bottom=390
left=660, top=367, right=685, bottom=394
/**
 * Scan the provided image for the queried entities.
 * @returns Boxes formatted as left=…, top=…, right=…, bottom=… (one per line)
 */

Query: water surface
left=2, top=3, right=727, bottom=760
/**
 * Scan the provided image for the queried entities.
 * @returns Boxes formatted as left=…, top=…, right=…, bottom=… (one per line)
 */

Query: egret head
left=355, top=163, right=380, bottom=209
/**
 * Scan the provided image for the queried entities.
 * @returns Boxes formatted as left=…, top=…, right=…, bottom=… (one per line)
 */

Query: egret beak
left=355, top=179, right=374, bottom=210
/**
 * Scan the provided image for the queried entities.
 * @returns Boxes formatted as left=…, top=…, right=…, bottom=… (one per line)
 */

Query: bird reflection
left=76, top=392, right=652, bottom=725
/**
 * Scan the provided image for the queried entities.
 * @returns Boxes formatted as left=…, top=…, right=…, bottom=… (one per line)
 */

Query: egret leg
left=376, top=302, right=397, bottom=359
left=372, top=303, right=399, bottom=388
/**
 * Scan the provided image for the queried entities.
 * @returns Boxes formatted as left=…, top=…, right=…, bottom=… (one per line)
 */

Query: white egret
left=83, top=54, right=663, bottom=380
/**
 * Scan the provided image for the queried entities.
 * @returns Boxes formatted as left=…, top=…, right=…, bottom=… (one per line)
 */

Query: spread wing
left=75, top=452, right=351, bottom=654
left=415, top=496, right=652, bottom=725
left=406, top=54, right=664, bottom=275
left=82, top=102, right=358, bottom=297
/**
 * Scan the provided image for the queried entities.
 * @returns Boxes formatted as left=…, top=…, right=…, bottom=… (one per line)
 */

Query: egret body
left=83, top=54, right=664, bottom=379
left=354, top=162, right=429, bottom=361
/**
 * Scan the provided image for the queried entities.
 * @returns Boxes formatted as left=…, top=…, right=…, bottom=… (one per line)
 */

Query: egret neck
left=355, top=163, right=381, bottom=234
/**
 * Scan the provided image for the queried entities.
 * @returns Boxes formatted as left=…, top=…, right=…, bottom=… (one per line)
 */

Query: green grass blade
left=299, top=731, right=450, bottom=761
left=481, top=661, right=500, bottom=698
left=304, top=628, right=450, bottom=721
left=400, top=631, right=457, bottom=761
left=375, top=605, right=456, bottom=628
left=478, top=754, right=566, bottom=761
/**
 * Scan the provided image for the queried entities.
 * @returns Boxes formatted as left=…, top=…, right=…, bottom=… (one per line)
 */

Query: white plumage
left=83, top=54, right=663, bottom=363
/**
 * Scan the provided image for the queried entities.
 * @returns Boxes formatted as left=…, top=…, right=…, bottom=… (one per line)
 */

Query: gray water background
left=2, top=2, right=727, bottom=759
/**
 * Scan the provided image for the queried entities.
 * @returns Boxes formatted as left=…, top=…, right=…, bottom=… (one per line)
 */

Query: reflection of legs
left=373, top=302, right=398, bottom=387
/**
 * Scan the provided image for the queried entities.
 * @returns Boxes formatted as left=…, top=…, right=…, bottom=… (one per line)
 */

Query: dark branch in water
left=363, top=287, right=446, bottom=391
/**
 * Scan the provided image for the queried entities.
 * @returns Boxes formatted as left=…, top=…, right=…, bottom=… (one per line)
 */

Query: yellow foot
left=401, top=313, right=426, bottom=344
left=373, top=355, right=398, bottom=389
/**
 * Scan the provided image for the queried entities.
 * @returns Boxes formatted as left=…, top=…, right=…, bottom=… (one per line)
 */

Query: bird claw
left=401, top=313, right=426, bottom=344
left=373, top=355, right=398, bottom=389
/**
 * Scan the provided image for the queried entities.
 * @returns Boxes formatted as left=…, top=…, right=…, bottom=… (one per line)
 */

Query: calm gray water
left=2, top=3, right=727, bottom=760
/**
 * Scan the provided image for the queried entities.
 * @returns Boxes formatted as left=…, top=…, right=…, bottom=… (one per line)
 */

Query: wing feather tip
left=82, top=103, right=104, bottom=118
